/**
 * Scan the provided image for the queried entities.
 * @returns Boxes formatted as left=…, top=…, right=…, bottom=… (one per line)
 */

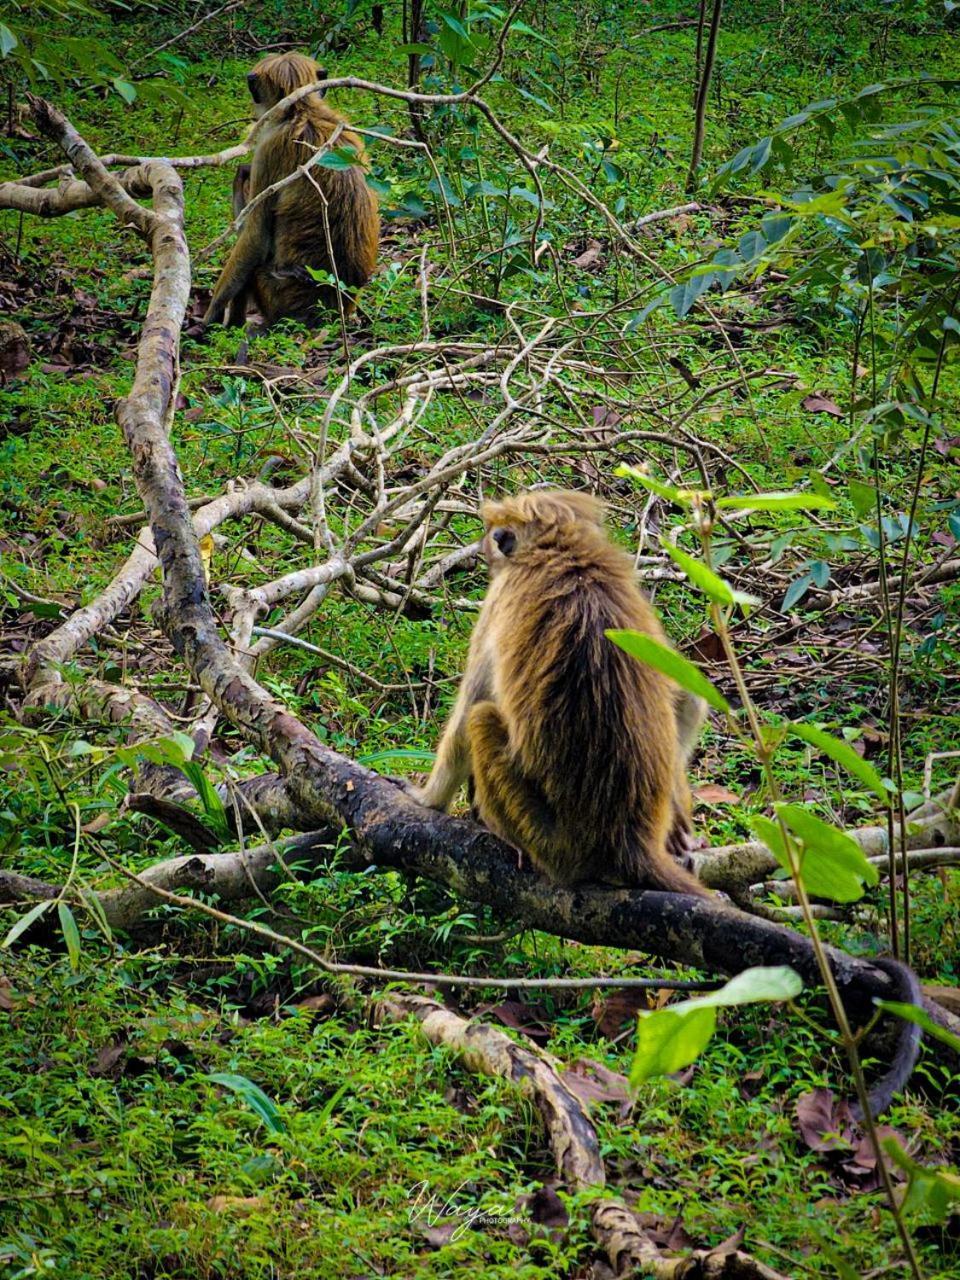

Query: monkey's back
left=492, top=529, right=679, bottom=885
left=269, top=101, right=379, bottom=289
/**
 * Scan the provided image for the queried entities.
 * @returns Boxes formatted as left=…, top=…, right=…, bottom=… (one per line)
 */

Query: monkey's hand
left=202, top=297, right=227, bottom=328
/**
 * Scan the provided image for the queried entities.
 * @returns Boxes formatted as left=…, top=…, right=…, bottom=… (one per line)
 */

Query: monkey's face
left=481, top=522, right=518, bottom=574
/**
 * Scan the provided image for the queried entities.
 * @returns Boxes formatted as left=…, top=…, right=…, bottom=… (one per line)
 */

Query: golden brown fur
left=204, top=52, right=379, bottom=329
left=407, top=489, right=709, bottom=895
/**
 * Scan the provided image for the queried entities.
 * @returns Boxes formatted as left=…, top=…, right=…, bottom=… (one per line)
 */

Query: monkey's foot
left=667, top=824, right=694, bottom=863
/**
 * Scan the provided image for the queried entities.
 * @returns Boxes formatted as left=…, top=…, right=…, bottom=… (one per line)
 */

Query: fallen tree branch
left=9, top=97, right=958, bottom=1123
left=374, top=991, right=791, bottom=1279
left=695, top=795, right=959, bottom=890
left=8, top=820, right=953, bottom=1034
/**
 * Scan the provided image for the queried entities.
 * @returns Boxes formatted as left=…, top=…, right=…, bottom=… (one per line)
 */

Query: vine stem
left=885, top=281, right=959, bottom=965
left=696, top=510, right=922, bottom=1280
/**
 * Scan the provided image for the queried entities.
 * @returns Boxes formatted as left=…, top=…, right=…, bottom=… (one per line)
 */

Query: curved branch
left=376, top=991, right=790, bottom=1280
left=16, top=98, right=954, bottom=1105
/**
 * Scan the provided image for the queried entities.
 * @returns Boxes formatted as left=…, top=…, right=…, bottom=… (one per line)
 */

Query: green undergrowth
left=1, top=938, right=959, bottom=1279
left=2, top=1, right=960, bottom=1276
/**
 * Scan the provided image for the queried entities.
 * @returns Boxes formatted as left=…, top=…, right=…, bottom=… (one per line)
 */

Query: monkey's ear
left=480, top=499, right=507, bottom=527
left=491, top=527, right=517, bottom=556
left=247, top=72, right=262, bottom=103
left=556, top=490, right=605, bottom=526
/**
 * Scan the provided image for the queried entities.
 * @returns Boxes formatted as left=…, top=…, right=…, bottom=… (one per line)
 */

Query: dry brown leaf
left=802, top=393, right=844, bottom=417
left=591, top=986, right=653, bottom=1038
left=795, top=1087, right=852, bottom=1152
left=206, top=1195, right=267, bottom=1215
left=561, top=1058, right=632, bottom=1112
left=572, top=239, right=603, bottom=270
left=693, top=783, right=741, bottom=806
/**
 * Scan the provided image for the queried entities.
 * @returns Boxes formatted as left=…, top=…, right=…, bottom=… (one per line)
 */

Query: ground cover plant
left=1, top=1, right=960, bottom=1276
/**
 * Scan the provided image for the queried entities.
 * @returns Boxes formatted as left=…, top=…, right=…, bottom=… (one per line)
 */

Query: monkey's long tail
left=849, top=955, right=923, bottom=1122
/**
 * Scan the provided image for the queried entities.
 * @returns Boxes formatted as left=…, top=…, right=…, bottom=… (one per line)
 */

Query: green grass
left=2, top=939, right=959, bottom=1278
left=2, top=1, right=960, bottom=1275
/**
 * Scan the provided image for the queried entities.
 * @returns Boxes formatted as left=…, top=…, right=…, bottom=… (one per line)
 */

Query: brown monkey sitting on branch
left=203, top=52, right=380, bottom=329
left=406, top=489, right=709, bottom=895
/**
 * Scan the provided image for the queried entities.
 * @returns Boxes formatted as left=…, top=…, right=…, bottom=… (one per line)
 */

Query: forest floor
left=1, top=3, right=960, bottom=1278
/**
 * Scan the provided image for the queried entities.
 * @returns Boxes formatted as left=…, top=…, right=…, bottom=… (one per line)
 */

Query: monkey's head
left=480, top=489, right=605, bottom=572
left=247, top=53, right=329, bottom=117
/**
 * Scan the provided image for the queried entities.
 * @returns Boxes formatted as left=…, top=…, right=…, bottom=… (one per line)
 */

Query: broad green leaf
left=112, top=77, right=136, bottom=104
left=152, top=732, right=195, bottom=765
left=632, top=1006, right=716, bottom=1084
left=124, top=733, right=195, bottom=769
left=439, top=11, right=471, bottom=39
left=660, top=539, right=741, bottom=606
left=3, top=899, right=53, bottom=948
left=466, top=179, right=506, bottom=199
left=606, top=630, right=730, bottom=713
left=874, top=1000, right=960, bottom=1054
left=206, top=1072, right=287, bottom=1134
left=715, top=491, right=837, bottom=512
left=781, top=571, right=813, bottom=610
left=0, top=24, right=18, bottom=56
left=883, top=1138, right=960, bottom=1220
left=775, top=803, right=879, bottom=902
left=738, top=229, right=767, bottom=262
left=168, top=730, right=197, bottom=762
left=750, top=813, right=792, bottom=876
left=761, top=213, right=793, bottom=244
left=315, top=151, right=355, bottom=169
left=694, top=965, right=803, bottom=1005
left=396, top=42, right=433, bottom=54
left=848, top=479, right=878, bottom=517
left=508, top=185, right=546, bottom=208
left=749, top=136, right=772, bottom=174
left=789, top=722, right=892, bottom=801
left=615, top=464, right=695, bottom=505
left=631, top=967, right=802, bottom=1086
left=58, top=902, right=81, bottom=971
left=709, top=247, right=740, bottom=289
left=669, top=271, right=713, bottom=319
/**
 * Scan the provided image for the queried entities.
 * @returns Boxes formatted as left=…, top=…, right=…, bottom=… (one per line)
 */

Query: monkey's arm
left=467, top=700, right=556, bottom=863
left=203, top=144, right=284, bottom=326
left=407, top=652, right=493, bottom=811
left=667, top=690, right=708, bottom=861
left=675, top=689, right=707, bottom=765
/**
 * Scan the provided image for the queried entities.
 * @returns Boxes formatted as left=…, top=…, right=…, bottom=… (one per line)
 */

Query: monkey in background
left=405, top=489, right=709, bottom=895
left=203, top=52, right=379, bottom=330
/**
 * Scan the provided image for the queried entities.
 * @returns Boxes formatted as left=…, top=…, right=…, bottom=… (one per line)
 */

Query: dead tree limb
left=8, top=99, right=959, bottom=1095
left=375, top=992, right=791, bottom=1280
